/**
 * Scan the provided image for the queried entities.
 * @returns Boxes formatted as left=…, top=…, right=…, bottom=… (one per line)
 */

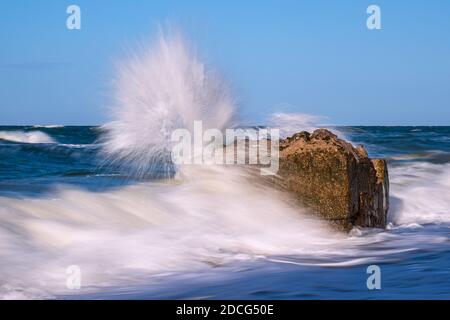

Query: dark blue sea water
left=0, top=126, right=449, bottom=299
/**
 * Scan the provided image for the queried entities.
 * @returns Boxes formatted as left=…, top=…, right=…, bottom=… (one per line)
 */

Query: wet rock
left=310, top=128, right=337, bottom=141
left=277, top=129, right=389, bottom=231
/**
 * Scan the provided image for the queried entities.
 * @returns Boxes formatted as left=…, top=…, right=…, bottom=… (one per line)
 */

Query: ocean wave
left=32, top=125, right=64, bottom=129
left=0, top=131, right=56, bottom=144
left=0, top=166, right=340, bottom=298
left=389, top=161, right=450, bottom=225
left=389, top=151, right=450, bottom=164
left=0, top=162, right=448, bottom=298
left=57, top=143, right=96, bottom=148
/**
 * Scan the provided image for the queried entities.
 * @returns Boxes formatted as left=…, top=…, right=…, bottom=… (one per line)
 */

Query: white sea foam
left=0, top=162, right=448, bottom=299
left=58, top=143, right=95, bottom=148
left=0, top=131, right=56, bottom=144
left=32, top=125, right=64, bottom=129
left=389, top=161, right=450, bottom=225
left=0, top=166, right=344, bottom=298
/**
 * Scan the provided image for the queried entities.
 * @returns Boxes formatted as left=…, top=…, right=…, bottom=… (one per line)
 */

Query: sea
left=0, top=125, right=449, bottom=299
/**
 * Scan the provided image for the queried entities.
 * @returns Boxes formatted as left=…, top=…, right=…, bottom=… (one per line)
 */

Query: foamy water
left=389, top=162, right=450, bottom=225
left=0, top=34, right=449, bottom=299
left=0, top=130, right=56, bottom=144
left=0, top=159, right=448, bottom=299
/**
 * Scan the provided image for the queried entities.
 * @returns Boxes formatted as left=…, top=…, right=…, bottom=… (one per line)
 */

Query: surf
left=1, top=160, right=448, bottom=298
left=0, top=130, right=56, bottom=144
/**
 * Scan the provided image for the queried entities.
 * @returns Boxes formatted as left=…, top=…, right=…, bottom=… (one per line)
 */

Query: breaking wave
left=0, top=161, right=448, bottom=298
left=32, top=125, right=64, bottom=129
left=0, top=131, right=56, bottom=144
left=0, top=166, right=345, bottom=298
left=389, top=161, right=450, bottom=225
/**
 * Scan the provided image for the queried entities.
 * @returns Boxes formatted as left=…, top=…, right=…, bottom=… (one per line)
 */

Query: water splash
left=100, top=32, right=236, bottom=177
left=267, top=112, right=352, bottom=142
left=268, top=113, right=325, bottom=138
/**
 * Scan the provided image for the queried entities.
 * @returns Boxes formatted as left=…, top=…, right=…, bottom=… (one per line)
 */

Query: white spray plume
left=100, top=31, right=236, bottom=176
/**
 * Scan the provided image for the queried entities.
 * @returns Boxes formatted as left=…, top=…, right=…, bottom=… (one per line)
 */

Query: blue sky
left=1, top=0, right=449, bottom=125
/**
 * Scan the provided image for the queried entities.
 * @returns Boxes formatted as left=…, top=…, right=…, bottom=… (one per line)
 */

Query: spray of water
left=100, top=32, right=236, bottom=177
left=268, top=113, right=325, bottom=138
left=267, top=112, right=351, bottom=142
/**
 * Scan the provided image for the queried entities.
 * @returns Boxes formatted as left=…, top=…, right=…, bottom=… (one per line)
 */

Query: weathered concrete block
left=278, top=129, right=389, bottom=231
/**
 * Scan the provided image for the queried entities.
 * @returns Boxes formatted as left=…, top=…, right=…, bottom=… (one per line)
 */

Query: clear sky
left=1, top=0, right=449, bottom=125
